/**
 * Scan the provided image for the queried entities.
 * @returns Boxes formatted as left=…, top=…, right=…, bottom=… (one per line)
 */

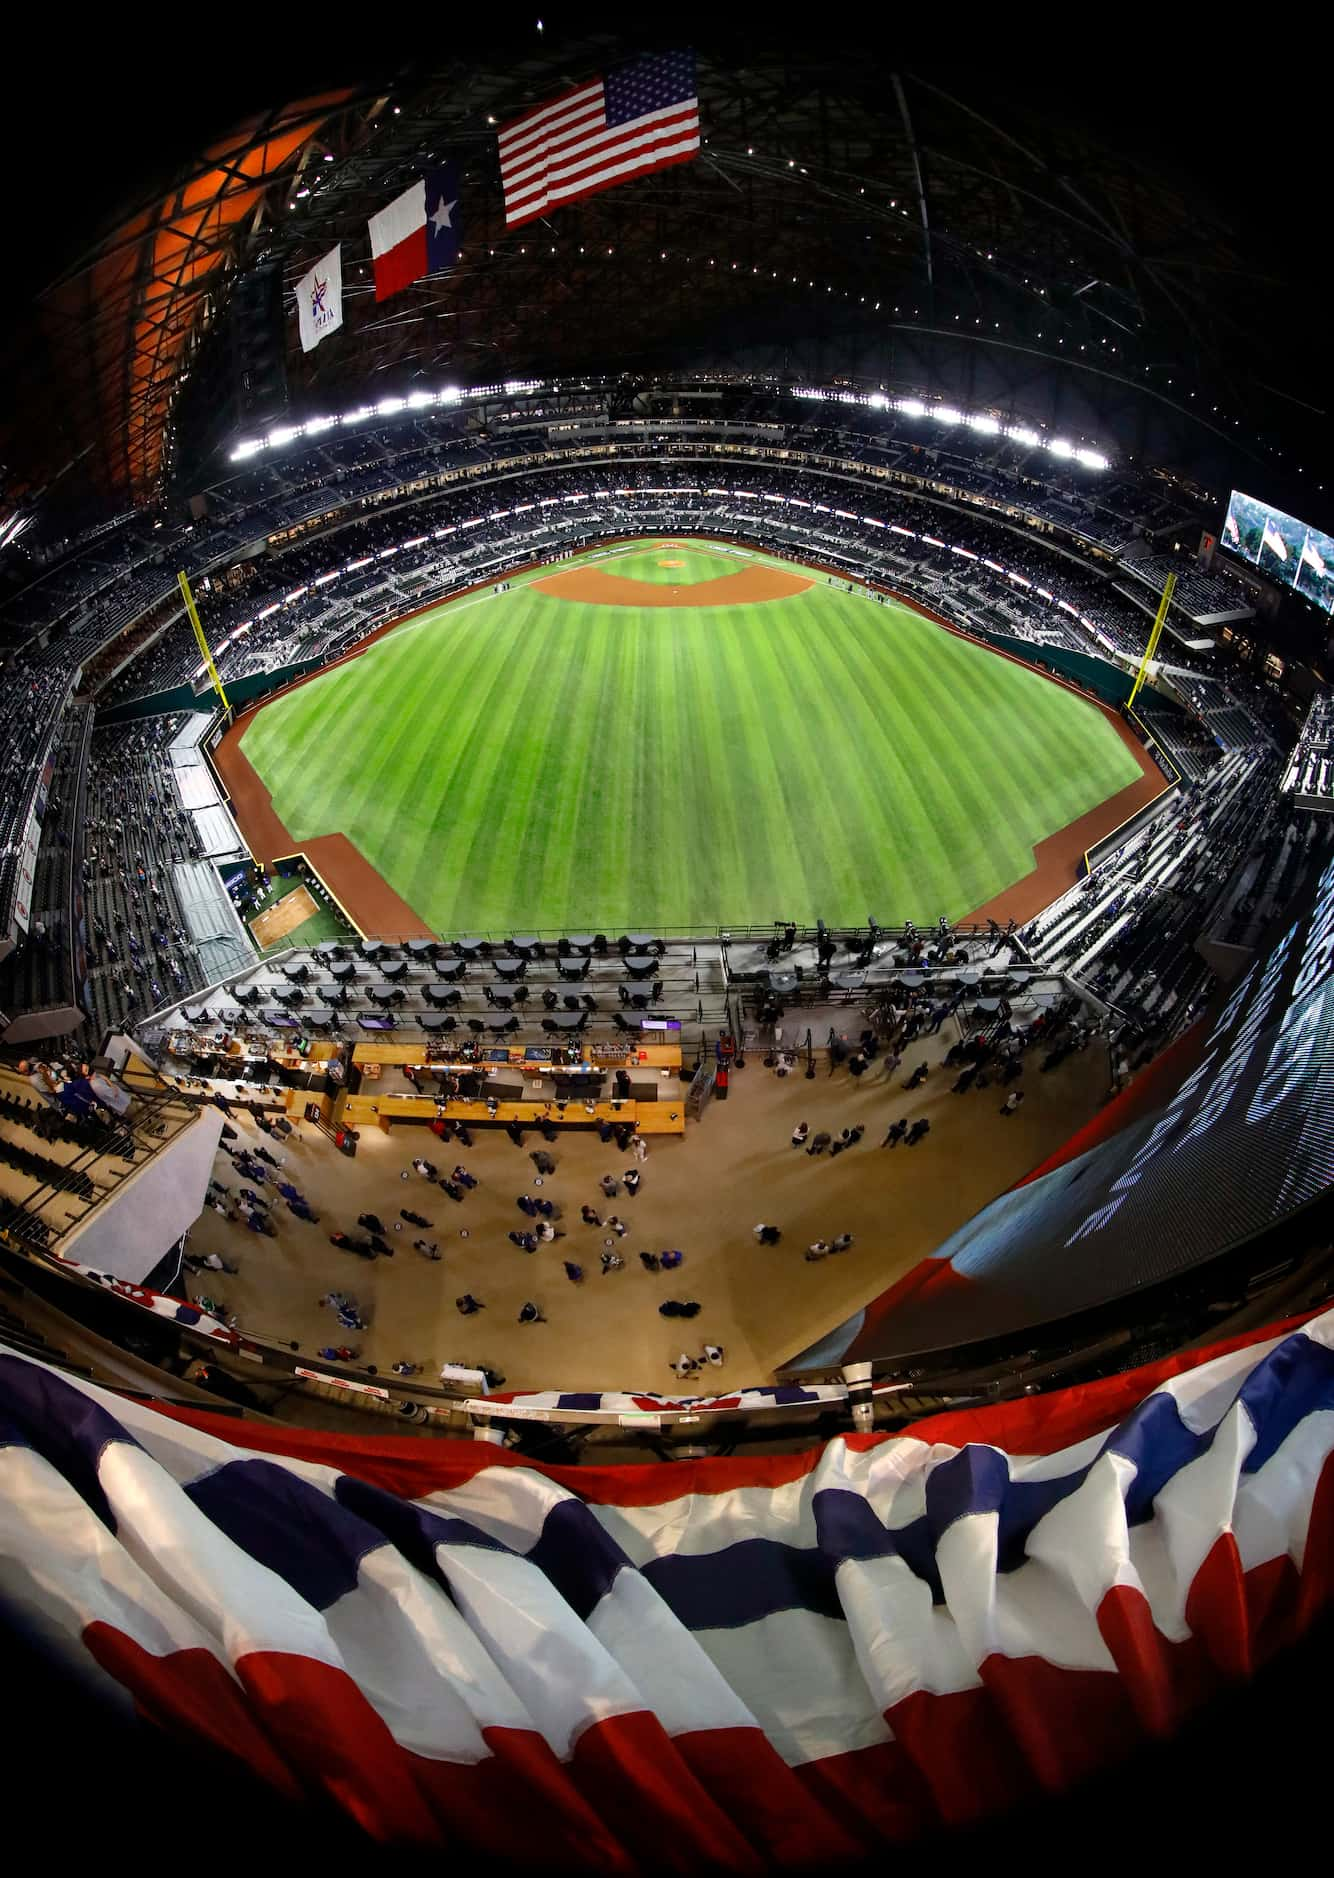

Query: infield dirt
left=531, top=563, right=814, bottom=606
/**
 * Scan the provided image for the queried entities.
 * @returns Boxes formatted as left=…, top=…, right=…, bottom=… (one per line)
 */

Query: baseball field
left=229, top=539, right=1151, bottom=934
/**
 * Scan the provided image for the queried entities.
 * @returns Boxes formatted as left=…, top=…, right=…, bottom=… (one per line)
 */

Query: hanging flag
left=1300, top=533, right=1328, bottom=579
left=296, top=244, right=344, bottom=352
left=368, top=164, right=461, bottom=301
left=499, top=49, right=699, bottom=231
left=3, top=1305, right=1334, bottom=1854
left=1261, top=515, right=1289, bottom=561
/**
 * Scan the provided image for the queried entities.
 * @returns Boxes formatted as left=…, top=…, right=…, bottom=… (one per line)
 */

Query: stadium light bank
left=226, top=379, right=1109, bottom=472
left=791, top=386, right=1110, bottom=471
left=227, top=380, right=546, bottom=463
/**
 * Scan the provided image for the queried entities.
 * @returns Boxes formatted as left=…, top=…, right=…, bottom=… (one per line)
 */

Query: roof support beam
left=891, top=75, right=933, bottom=306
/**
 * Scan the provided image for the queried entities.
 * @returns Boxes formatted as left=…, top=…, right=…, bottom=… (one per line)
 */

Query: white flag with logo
left=296, top=244, right=343, bottom=353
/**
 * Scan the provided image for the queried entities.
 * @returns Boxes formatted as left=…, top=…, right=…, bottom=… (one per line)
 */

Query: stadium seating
left=1021, top=750, right=1285, bottom=1030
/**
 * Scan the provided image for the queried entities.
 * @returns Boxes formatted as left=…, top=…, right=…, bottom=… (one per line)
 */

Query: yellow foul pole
left=177, top=570, right=230, bottom=711
left=1127, top=572, right=1174, bottom=709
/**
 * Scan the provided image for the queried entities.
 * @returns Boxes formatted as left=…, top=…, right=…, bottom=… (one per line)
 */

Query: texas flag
left=367, top=164, right=460, bottom=301
left=1261, top=515, right=1289, bottom=562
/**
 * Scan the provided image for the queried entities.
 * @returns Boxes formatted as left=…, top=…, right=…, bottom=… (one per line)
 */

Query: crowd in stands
left=0, top=379, right=1227, bottom=707
left=1282, top=688, right=1334, bottom=806
left=80, top=719, right=210, bottom=1035
left=0, top=704, right=92, bottom=1021
left=1114, top=545, right=1255, bottom=618
left=0, top=1053, right=158, bottom=1250
left=85, top=454, right=1218, bottom=714
left=1022, top=750, right=1293, bottom=1031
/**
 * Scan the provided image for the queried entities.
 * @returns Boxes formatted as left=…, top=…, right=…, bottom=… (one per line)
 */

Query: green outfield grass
left=239, top=539, right=1142, bottom=932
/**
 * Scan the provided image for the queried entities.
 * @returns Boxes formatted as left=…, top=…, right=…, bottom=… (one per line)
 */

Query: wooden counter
left=335, top=1092, right=685, bottom=1135
left=349, top=1040, right=682, bottom=1070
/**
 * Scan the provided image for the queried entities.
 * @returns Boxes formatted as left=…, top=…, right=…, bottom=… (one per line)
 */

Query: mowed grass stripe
left=532, top=602, right=610, bottom=926
left=713, top=606, right=822, bottom=919
left=808, top=598, right=957, bottom=915
left=427, top=610, right=552, bottom=929
left=839, top=602, right=976, bottom=892
left=711, top=606, right=806, bottom=918
left=770, top=597, right=884, bottom=917
left=910, top=635, right=1042, bottom=892
left=686, top=609, right=762, bottom=926
left=240, top=540, right=1144, bottom=932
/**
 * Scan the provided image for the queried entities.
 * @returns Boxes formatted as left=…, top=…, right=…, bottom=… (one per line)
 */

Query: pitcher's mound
left=533, top=564, right=814, bottom=607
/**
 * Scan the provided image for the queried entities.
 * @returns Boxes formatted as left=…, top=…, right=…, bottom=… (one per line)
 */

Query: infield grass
left=239, top=540, right=1141, bottom=932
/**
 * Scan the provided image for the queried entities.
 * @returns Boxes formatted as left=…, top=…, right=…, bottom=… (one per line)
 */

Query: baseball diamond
left=227, top=539, right=1148, bottom=935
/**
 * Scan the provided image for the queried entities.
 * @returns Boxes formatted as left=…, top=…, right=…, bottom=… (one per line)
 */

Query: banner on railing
left=1, top=1306, right=1331, bottom=1856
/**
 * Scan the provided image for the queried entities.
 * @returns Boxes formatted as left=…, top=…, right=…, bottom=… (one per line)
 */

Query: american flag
left=498, top=50, right=699, bottom=231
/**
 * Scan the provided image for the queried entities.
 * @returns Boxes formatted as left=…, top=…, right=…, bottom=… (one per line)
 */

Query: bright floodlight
left=896, top=398, right=927, bottom=418
left=967, top=414, right=1000, bottom=433
left=1006, top=425, right=1041, bottom=447
left=932, top=406, right=964, bottom=425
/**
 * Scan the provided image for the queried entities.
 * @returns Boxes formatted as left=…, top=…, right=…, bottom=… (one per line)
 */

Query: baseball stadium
left=1, top=31, right=1332, bottom=1868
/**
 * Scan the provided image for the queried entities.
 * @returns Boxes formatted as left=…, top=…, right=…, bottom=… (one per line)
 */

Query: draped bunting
left=2, top=1306, right=1333, bottom=1863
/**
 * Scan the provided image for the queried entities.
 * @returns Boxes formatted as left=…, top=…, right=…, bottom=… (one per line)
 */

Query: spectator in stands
left=17, top=1060, right=59, bottom=1110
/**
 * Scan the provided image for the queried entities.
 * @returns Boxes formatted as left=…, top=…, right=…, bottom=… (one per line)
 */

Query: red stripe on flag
left=373, top=227, right=429, bottom=302
left=505, top=140, right=700, bottom=230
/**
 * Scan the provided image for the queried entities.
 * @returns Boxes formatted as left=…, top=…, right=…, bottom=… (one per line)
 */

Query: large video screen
left=841, top=847, right=1334, bottom=1362
left=1221, top=489, right=1334, bottom=615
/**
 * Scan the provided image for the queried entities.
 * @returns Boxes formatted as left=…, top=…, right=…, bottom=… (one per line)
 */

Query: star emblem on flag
left=429, top=193, right=457, bottom=234
left=309, top=274, right=328, bottom=317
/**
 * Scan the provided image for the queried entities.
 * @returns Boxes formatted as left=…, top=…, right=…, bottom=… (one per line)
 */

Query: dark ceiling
left=2, top=23, right=1327, bottom=530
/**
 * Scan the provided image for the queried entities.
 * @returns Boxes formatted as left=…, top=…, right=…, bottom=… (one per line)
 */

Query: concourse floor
left=184, top=1030, right=1110, bottom=1394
